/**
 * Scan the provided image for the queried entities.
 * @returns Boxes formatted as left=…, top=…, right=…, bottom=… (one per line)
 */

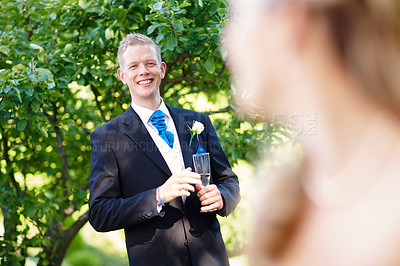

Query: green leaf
left=16, top=119, right=27, bottom=131
left=153, top=2, right=163, bottom=11
left=155, top=34, right=164, bottom=43
left=105, top=27, right=114, bottom=40
left=204, top=56, right=215, bottom=74
left=30, top=43, right=43, bottom=50
left=42, top=237, right=51, bottom=247
left=0, top=100, right=6, bottom=110
left=179, top=2, right=191, bottom=8
left=166, top=36, right=175, bottom=51
left=0, top=46, right=10, bottom=55
left=64, top=43, right=73, bottom=53
left=32, top=100, right=40, bottom=112
left=82, top=67, right=88, bottom=75
left=217, top=8, right=227, bottom=16
left=37, top=68, right=53, bottom=83
left=40, top=126, right=48, bottom=138
left=173, top=21, right=184, bottom=31
left=86, top=7, right=102, bottom=13
left=4, top=85, right=11, bottom=93
left=160, top=7, right=168, bottom=14
left=25, top=207, right=37, bottom=218
left=26, top=87, right=33, bottom=97
left=14, top=87, right=22, bottom=102
left=147, top=24, right=157, bottom=35
left=12, top=64, right=26, bottom=72
left=47, top=81, right=56, bottom=89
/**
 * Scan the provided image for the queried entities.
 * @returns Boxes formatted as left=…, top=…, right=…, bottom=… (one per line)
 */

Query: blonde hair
left=117, top=33, right=162, bottom=67
left=310, top=0, right=400, bottom=115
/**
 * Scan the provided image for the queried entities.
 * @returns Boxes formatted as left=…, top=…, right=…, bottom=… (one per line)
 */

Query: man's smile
left=137, top=79, right=153, bottom=86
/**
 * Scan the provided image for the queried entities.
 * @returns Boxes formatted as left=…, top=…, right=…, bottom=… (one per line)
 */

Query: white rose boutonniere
left=188, top=121, right=205, bottom=146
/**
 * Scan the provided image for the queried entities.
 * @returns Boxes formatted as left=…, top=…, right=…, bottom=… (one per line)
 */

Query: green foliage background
left=0, top=0, right=290, bottom=265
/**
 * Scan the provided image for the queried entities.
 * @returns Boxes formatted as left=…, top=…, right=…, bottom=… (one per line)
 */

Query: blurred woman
left=224, top=0, right=400, bottom=265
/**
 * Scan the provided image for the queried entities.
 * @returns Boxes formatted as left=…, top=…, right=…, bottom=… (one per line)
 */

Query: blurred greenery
left=62, top=230, right=128, bottom=266
left=0, top=0, right=293, bottom=265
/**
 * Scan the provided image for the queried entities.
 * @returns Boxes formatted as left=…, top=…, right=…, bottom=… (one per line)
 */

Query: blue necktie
left=149, top=110, right=174, bottom=148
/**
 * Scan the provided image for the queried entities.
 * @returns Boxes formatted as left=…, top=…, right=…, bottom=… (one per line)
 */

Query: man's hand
left=196, top=184, right=224, bottom=212
left=158, top=167, right=201, bottom=204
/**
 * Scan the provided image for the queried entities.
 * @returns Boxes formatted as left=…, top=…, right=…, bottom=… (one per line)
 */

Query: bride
left=224, top=0, right=400, bottom=265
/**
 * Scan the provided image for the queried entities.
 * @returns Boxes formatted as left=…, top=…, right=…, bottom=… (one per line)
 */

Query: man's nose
left=138, top=63, right=150, bottom=75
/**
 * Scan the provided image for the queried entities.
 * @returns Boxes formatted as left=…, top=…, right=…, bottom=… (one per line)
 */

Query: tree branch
left=90, top=84, right=107, bottom=123
left=1, top=127, right=22, bottom=261
left=204, top=106, right=232, bottom=116
left=163, top=77, right=200, bottom=84
left=1, top=129, right=21, bottom=196
left=51, top=102, right=70, bottom=190
left=51, top=211, right=89, bottom=266
left=24, top=8, right=32, bottom=41
left=166, top=12, right=177, bottom=40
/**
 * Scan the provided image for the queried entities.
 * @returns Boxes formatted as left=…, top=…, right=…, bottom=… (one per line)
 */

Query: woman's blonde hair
left=312, top=0, right=400, bottom=114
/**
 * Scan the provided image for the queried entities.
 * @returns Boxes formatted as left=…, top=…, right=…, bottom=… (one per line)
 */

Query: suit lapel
left=120, top=107, right=172, bottom=178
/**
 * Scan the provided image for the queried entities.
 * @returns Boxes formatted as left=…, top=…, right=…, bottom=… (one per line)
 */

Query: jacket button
left=182, top=210, right=187, bottom=216
left=184, top=241, right=188, bottom=247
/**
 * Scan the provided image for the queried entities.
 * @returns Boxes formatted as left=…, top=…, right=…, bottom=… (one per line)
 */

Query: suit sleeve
left=88, top=129, right=159, bottom=232
left=204, top=115, right=241, bottom=217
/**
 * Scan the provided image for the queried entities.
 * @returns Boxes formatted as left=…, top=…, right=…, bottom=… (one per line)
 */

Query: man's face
left=118, top=44, right=166, bottom=105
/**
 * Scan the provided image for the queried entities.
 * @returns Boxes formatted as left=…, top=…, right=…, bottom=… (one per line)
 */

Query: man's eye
left=148, top=63, right=155, bottom=66
left=130, top=65, right=137, bottom=69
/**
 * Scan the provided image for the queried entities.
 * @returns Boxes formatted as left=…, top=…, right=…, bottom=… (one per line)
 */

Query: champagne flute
left=192, top=152, right=211, bottom=187
left=192, top=153, right=214, bottom=212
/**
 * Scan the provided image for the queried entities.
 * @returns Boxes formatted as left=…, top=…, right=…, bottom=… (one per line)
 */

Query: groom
left=88, top=33, right=240, bottom=266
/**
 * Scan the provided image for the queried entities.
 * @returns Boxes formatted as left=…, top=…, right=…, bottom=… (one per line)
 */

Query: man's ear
left=160, top=62, right=166, bottom=79
left=117, top=68, right=126, bottom=84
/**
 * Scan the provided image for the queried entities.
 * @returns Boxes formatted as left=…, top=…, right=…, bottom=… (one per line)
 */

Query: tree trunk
left=38, top=212, right=89, bottom=266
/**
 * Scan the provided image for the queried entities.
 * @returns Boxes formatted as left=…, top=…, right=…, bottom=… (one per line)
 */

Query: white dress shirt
left=131, top=98, right=186, bottom=208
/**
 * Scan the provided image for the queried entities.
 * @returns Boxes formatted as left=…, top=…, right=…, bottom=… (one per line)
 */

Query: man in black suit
left=88, top=33, right=240, bottom=266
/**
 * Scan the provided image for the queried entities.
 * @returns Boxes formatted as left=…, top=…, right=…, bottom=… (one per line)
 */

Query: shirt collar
left=131, top=98, right=171, bottom=125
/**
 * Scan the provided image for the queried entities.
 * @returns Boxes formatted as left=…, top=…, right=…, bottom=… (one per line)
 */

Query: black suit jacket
left=88, top=105, right=240, bottom=266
